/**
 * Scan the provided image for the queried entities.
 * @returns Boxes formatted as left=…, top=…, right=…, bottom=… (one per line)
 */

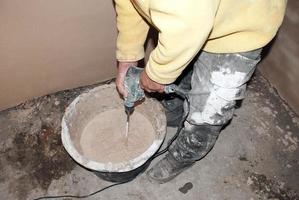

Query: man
left=114, top=0, right=286, bottom=183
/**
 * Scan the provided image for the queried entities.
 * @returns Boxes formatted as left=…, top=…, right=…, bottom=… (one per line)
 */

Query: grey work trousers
left=169, top=49, right=262, bottom=163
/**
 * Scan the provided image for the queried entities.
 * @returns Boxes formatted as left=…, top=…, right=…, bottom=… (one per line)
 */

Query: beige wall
left=259, top=0, right=299, bottom=114
left=0, top=0, right=117, bottom=111
left=1, top=0, right=298, bottom=115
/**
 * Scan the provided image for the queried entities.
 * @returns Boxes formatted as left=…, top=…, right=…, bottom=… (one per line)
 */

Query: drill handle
left=164, top=84, right=177, bottom=94
left=124, top=66, right=145, bottom=107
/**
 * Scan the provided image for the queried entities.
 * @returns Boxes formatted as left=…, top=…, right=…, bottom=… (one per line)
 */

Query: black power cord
left=32, top=88, right=189, bottom=200
left=152, top=87, right=190, bottom=159
left=32, top=181, right=130, bottom=200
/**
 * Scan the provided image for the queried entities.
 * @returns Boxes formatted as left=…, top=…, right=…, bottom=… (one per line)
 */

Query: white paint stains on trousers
left=187, top=49, right=262, bottom=125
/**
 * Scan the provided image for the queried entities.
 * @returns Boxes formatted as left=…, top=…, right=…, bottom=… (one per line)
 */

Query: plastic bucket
left=61, top=83, right=166, bottom=182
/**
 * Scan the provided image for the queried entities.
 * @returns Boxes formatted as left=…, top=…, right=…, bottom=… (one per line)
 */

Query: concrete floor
left=0, top=72, right=298, bottom=200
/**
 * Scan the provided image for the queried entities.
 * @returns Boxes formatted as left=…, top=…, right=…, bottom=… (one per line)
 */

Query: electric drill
left=123, top=66, right=145, bottom=116
left=123, top=66, right=177, bottom=138
left=123, top=66, right=177, bottom=115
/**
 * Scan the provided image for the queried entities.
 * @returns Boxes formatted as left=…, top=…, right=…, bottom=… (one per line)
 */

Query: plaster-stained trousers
left=169, top=49, right=262, bottom=163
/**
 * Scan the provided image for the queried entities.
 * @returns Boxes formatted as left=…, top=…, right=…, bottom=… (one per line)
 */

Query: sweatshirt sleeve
left=146, top=0, right=219, bottom=84
left=115, top=0, right=150, bottom=62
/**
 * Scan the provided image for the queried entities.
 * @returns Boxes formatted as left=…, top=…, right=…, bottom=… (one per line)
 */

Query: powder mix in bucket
left=80, top=108, right=155, bottom=163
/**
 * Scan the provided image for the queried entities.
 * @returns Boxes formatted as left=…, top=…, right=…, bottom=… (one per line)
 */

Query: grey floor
left=0, top=72, right=298, bottom=200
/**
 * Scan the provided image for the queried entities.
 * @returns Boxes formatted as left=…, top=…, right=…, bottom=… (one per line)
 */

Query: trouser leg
left=162, top=67, right=193, bottom=126
left=169, top=49, right=262, bottom=163
left=175, top=66, right=193, bottom=91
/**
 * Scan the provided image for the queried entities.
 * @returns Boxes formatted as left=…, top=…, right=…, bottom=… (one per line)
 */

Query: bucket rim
left=61, top=83, right=166, bottom=172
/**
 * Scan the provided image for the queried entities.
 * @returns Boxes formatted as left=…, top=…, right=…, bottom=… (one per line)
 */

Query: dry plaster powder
left=80, top=108, right=155, bottom=163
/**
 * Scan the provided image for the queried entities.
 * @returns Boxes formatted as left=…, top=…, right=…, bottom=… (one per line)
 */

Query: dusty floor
left=0, top=72, right=298, bottom=200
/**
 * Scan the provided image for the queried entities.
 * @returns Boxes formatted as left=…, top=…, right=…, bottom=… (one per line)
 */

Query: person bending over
left=114, top=0, right=286, bottom=183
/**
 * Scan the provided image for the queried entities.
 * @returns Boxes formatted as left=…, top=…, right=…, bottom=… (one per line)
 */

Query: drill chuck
left=124, top=105, right=134, bottom=115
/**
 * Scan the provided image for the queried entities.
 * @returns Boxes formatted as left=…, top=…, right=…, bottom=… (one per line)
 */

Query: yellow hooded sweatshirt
left=115, top=0, right=287, bottom=84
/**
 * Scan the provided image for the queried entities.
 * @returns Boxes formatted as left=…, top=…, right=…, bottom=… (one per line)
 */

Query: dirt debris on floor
left=0, top=84, right=97, bottom=200
left=178, top=182, right=193, bottom=194
left=246, top=172, right=299, bottom=200
left=0, top=73, right=298, bottom=200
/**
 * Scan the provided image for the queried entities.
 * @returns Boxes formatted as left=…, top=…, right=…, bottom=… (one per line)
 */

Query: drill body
left=124, top=66, right=145, bottom=114
left=123, top=66, right=177, bottom=113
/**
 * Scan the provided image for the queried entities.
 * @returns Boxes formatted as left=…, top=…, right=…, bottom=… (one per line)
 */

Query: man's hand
left=140, top=70, right=164, bottom=93
left=116, top=61, right=137, bottom=97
